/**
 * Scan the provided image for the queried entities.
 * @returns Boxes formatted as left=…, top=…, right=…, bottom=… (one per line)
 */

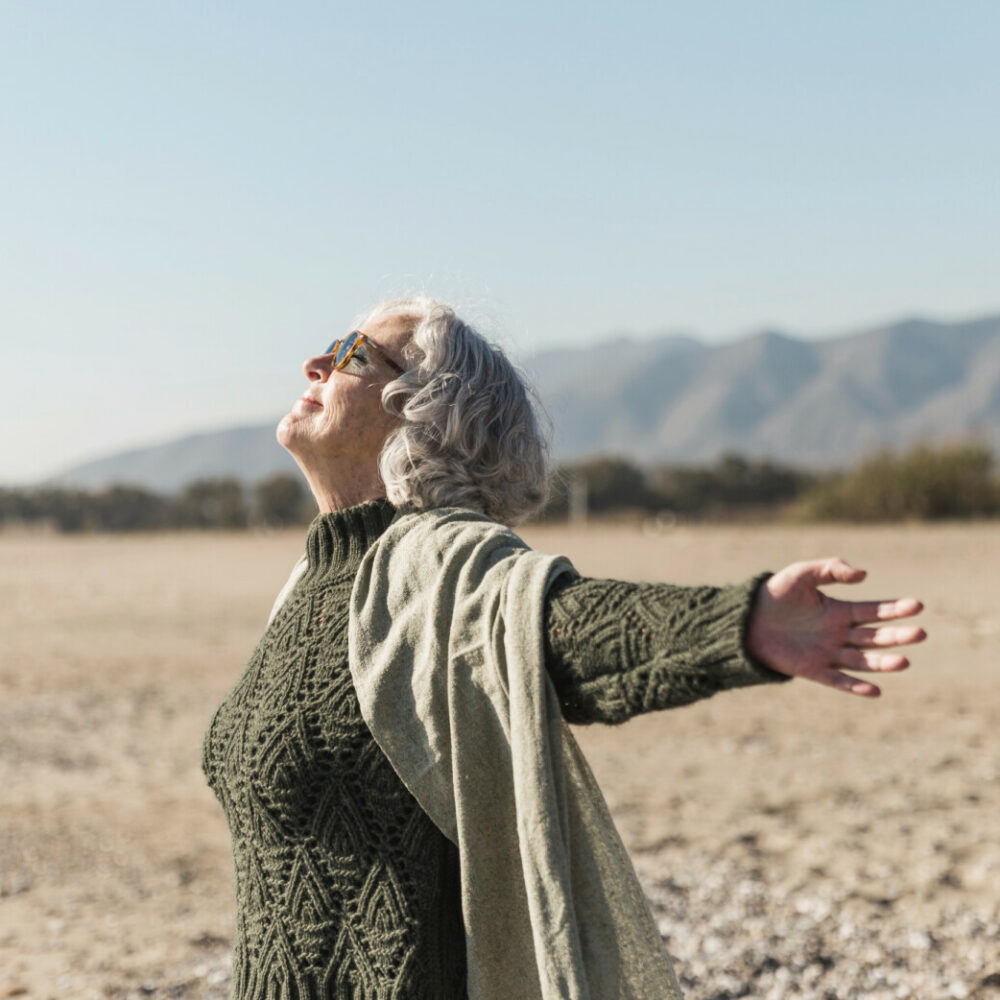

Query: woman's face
left=277, top=313, right=412, bottom=469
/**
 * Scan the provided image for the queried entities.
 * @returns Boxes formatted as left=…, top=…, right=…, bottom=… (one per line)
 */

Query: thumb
left=795, top=557, right=867, bottom=587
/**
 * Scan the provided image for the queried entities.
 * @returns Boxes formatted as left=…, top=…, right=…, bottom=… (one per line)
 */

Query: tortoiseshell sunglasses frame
left=323, top=330, right=405, bottom=374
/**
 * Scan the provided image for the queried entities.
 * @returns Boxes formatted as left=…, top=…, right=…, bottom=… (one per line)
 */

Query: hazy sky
left=2, top=1, right=998, bottom=483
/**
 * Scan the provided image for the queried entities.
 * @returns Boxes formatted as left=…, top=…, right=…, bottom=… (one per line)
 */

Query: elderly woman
left=202, top=297, right=925, bottom=1000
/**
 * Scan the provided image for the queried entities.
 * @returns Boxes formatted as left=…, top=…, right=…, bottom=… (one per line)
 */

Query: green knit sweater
left=202, top=500, right=783, bottom=1000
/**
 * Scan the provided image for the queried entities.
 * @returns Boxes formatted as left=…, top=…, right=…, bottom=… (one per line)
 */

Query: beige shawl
left=347, top=507, right=682, bottom=1000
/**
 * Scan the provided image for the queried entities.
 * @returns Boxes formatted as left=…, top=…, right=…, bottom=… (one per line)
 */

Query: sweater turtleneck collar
left=301, top=497, right=397, bottom=585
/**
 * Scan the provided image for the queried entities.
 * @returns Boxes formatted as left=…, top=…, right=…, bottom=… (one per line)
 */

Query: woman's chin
left=276, top=413, right=303, bottom=452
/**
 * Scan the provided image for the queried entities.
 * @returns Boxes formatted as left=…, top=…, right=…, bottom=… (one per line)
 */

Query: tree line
left=540, top=443, right=999, bottom=522
left=0, top=475, right=315, bottom=533
left=2, top=443, right=998, bottom=533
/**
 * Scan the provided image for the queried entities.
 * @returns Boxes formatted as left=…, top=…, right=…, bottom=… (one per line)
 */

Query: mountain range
left=52, top=314, right=1000, bottom=492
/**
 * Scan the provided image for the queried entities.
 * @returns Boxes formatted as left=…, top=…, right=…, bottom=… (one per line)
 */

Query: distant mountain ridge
left=51, top=424, right=303, bottom=495
left=530, top=314, right=1000, bottom=467
left=52, top=314, right=1000, bottom=492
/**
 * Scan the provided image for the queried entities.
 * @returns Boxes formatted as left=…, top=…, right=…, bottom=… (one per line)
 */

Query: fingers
left=808, top=667, right=881, bottom=698
left=807, top=640, right=915, bottom=696
left=848, top=597, right=924, bottom=626
left=846, top=624, right=927, bottom=648
left=837, top=674, right=881, bottom=697
left=833, top=647, right=911, bottom=673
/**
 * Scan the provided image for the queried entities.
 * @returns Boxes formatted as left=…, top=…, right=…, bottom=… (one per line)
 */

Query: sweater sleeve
left=543, top=572, right=790, bottom=725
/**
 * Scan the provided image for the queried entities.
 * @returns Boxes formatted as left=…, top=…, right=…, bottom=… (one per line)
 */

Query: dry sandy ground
left=1, top=521, right=997, bottom=999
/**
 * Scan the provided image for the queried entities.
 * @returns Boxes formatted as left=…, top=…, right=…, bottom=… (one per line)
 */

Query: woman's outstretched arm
left=544, top=558, right=925, bottom=724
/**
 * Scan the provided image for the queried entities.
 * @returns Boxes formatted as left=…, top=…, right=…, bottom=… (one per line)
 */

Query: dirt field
left=2, top=521, right=998, bottom=999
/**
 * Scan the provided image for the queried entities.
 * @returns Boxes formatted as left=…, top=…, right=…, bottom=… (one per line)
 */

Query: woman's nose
left=303, top=353, right=333, bottom=382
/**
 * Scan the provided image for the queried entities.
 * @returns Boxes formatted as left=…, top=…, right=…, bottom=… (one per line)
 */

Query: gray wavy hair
left=360, top=296, right=549, bottom=526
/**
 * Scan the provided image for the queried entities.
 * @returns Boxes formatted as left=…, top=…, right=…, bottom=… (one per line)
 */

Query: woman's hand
left=746, top=557, right=926, bottom=697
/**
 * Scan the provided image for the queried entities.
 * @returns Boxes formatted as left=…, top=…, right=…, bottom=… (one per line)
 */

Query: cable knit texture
left=202, top=501, right=785, bottom=999
left=545, top=573, right=785, bottom=725
left=202, top=500, right=467, bottom=1000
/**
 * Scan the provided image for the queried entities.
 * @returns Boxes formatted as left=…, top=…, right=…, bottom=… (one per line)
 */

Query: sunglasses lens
left=334, top=332, right=359, bottom=369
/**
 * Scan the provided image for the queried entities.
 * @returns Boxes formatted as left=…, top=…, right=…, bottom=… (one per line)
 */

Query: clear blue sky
left=1, top=1, right=997, bottom=483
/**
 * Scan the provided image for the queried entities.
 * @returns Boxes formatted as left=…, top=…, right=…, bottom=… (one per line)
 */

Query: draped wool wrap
left=346, top=507, right=683, bottom=1000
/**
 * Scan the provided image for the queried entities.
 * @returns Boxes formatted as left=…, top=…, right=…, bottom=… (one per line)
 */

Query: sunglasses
left=322, top=330, right=405, bottom=375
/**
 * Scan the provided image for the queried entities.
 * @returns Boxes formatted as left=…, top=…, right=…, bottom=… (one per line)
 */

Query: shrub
left=796, top=442, right=999, bottom=521
left=253, top=474, right=314, bottom=527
